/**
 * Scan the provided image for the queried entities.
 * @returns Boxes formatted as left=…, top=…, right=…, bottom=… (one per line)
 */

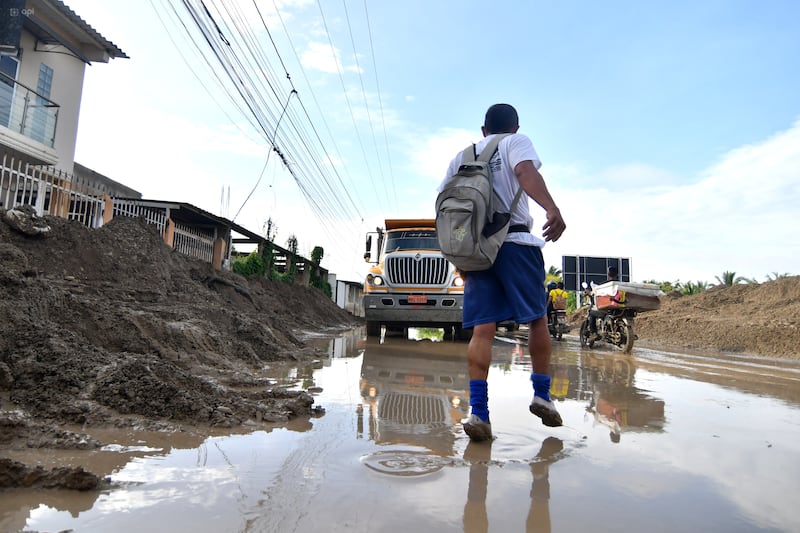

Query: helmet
left=547, top=281, right=557, bottom=291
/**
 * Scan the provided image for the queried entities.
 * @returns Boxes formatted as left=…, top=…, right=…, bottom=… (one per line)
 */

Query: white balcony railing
left=0, top=71, right=59, bottom=148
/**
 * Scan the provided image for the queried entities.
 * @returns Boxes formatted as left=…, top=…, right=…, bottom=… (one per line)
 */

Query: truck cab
left=363, top=219, right=468, bottom=339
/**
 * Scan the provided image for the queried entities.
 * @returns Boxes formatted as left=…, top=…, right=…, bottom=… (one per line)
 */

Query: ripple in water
left=361, top=450, right=447, bottom=476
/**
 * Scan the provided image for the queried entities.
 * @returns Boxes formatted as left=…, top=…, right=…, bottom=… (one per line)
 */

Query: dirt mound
left=0, top=208, right=360, bottom=448
left=567, top=276, right=800, bottom=358
left=635, top=276, right=800, bottom=358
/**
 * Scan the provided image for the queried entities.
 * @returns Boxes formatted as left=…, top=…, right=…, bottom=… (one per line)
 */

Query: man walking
left=440, top=103, right=566, bottom=441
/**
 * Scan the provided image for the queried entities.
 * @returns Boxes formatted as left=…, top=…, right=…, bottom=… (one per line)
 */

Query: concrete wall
left=333, top=279, right=364, bottom=318
left=16, top=29, right=86, bottom=172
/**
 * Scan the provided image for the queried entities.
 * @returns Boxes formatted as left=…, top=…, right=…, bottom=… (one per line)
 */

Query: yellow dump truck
left=363, top=219, right=468, bottom=339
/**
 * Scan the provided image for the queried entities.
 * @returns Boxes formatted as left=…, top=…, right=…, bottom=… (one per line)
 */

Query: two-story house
left=1, top=0, right=127, bottom=173
left=0, top=1, right=328, bottom=282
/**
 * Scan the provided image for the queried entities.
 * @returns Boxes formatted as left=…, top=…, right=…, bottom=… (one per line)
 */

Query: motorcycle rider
left=547, top=281, right=568, bottom=327
left=587, top=267, right=619, bottom=341
left=545, top=281, right=558, bottom=324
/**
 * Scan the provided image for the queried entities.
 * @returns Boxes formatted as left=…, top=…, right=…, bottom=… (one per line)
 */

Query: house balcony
left=0, top=72, right=59, bottom=165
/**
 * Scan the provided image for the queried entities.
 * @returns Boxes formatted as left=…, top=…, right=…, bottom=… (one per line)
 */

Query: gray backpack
left=435, top=133, right=524, bottom=272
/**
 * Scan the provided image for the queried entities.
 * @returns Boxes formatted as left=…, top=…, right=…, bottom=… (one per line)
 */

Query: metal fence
left=112, top=199, right=215, bottom=264
left=173, top=221, right=214, bottom=263
left=111, top=199, right=168, bottom=235
left=0, top=156, right=324, bottom=279
left=1, top=157, right=215, bottom=265
left=0, top=154, right=105, bottom=227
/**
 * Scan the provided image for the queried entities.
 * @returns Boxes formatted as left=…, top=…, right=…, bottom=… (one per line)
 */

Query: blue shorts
left=462, top=243, right=547, bottom=328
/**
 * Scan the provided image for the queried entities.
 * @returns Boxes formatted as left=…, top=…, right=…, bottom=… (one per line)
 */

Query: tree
left=286, top=235, right=298, bottom=255
left=263, top=217, right=277, bottom=242
left=311, top=246, right=324, bottom=264
left=766, top=272, right=792, bottom=281
left=644, top=279, right=682, bottom=293
left=714, top=271, right=748, bottom=286
left=309, top=246, right=332, bottom=297
left=681, top=280, right=708, bottom=295
left=547, top=265, right=562, bottom=277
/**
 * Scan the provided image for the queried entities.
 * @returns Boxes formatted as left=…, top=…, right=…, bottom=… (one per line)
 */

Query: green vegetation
left=309, top=246, right=332, bottom=298
left=545, top=266, right=577, bottom=313
left=714, top=270, right=751, bottom=286
left=766, top=272, right=792, bottom=281
left=414, top=328, right=444, bottom=341
left=680, top=280, right=709, bottom=295
left=232, top=234, right=331, bottom=297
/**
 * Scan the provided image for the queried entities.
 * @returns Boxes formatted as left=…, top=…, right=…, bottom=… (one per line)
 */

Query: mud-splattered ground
left=1, top=206, right=798, bottom=490
left=0, top=207, right=359, bottom=489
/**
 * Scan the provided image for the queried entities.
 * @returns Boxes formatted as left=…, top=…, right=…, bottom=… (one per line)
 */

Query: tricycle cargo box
left=593, top=281, right=662, bottom=311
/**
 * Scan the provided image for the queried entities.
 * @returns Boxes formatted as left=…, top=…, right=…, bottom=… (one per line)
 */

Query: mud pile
left=0, top=207, right=360, bottom=451
left=635, top=276, right=800, bottom=358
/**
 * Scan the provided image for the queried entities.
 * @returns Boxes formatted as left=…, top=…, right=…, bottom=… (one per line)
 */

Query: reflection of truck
left=358, top=337, right=469, bottom=455
left=363, top=219, right=467, bottom=339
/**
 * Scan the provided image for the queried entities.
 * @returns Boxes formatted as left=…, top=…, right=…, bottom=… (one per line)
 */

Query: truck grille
left=385, top=256, right=448, bottom=285
left=378, top=393, right=447, bottom=424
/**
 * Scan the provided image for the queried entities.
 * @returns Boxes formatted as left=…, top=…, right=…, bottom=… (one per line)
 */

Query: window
left=0, top=55, right=20, bottom=128
left=30, top=63, right=53, bottom=143
left=384, top=230, right=440, bottom=252
left=36, top=63, right=53, bottom=99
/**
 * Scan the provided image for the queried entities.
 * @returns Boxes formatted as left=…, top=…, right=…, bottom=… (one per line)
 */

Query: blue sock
left=469, top=379, right=490, bottom=422
left=531, top=373, right=552, bottom=401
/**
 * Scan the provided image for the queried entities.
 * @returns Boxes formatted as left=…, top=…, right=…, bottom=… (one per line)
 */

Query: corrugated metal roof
left=45, top=0, right=129, bottom=59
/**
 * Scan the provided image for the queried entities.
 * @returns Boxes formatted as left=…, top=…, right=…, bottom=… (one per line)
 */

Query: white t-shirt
left=439, top=133, right=545, bottom=247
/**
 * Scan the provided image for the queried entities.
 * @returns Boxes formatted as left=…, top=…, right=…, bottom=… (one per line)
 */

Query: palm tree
left=682, top=280, right=709, bottom=295
left=547, top=265, right=562, bottom=278
left=714, top=271, right=748, bottom=286
left=766, top=272, right=792, bottom=281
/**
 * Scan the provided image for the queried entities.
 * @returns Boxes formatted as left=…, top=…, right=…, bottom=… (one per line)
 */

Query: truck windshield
left=384, top=230, right=439, bottom=252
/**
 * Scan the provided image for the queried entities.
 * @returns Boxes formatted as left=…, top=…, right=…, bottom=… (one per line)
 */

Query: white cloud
left=300, top=41, right=362, bottom=74
left=544, top=118, right=800, bottom=283
left=408, top=127, right=475, bottom=182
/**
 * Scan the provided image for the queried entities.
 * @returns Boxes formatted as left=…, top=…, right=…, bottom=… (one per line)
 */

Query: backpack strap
left=461, top=133, right=511, bottom=164
left=481, top=133, right=523, bottom=217
left=508, top=186, right=524, bottom=215
left=476, top=133, right=509, bottom=162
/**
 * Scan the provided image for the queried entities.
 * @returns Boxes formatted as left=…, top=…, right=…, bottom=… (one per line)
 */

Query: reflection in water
left=551, top=351, right=665, bottom=442
left=3, top=329, right=798, bottom=532
left=462, top=437, right=565, bottom=533
left=357, top=336, right=469, bottom=457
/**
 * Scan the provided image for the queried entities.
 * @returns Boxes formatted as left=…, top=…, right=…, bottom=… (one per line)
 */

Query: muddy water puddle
left=3, top=330, right=800, bottom=532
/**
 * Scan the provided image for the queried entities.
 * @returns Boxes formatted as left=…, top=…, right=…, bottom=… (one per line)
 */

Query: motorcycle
left=578, top=282, right=638, bottom=353
left=548, top=309, right=570, bottom=340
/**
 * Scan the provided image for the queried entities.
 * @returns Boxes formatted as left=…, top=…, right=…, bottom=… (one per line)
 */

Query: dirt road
left=1, top=206, right=798, bottom=490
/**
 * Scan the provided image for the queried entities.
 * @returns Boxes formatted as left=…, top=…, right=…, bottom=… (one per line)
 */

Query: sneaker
left=529, top=396, right=563, bottom=427
left=462, top=414, right=493, bottom=442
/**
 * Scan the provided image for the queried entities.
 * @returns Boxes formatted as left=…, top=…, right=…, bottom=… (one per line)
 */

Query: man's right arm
left=514, top=160, right=566, bottom=243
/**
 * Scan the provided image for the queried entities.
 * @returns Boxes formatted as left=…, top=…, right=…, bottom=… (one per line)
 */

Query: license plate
left=408, top=295, right=427, bottom=304
left=405, top=375, right=424, bottom=385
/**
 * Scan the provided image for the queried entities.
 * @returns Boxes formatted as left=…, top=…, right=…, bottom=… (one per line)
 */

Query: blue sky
left=66, top=0, right=799, bottom=283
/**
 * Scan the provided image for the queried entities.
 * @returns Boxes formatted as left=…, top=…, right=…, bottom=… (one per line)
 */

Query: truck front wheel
left=366, top=321, right=381, bottom=337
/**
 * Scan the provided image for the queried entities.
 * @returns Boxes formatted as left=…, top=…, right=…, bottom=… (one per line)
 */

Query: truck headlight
left=452, top=276, right=464, bottom=287
left=368, top=274, right=384, bottom=286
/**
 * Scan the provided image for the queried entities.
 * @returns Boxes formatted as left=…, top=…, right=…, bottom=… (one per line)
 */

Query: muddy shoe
left=462, top=414, right=493, bottom=442
left=529, top=396, right=563, bottom=427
